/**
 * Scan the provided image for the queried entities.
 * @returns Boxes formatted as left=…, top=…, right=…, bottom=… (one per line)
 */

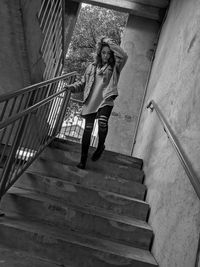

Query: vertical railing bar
left=38, top=0, right=46, bottom=20
left=0, top=97, right=18, bottom=143
left=42, top=29, right=62, bottom=65
left=0, top=94, right=25, bottom=164
left=23, top=91, right=33, bottom=111
left=44, top=45, right=62, bottom=79
left=11, top=113, right=33, bottom=177
left=41, top=0, right=56, bottom=34
left=2, top=121, right=22, bottom=190
left=11, top=87, right=44, bottom=176
left=47, top=99, right=57, bottom=134
left=53, top=88, right=70, bottom=137
left=43, top=0, right=60, bottom=35
left=41, top=0, right=61, bottom=51
left=44, top=49, right=62, bottom=79
left=0, top=116, right=25, bottom=196
left=43, top=84, right=57, bottom=131
left=0, top=126, right=13, bottom=164
left=46, top=44, right=62, bottom=77
left=38, top=102, right=52, bottom=143
left=20, top=113, right=34, bottom=162
left=61, top=0, right=65, bottom=68
left=52, top=92, right=64, bottom=131
left=42, top=22, right=62, bottom=66
left=47, top=87, right=61, bottom=134
left=39, top=0, right=51, bottom=28
left=76, top=118, right=83, bottom=140
left=41, top=6, right=62, bottom=54
left=0, top=100, right=9, bottom=121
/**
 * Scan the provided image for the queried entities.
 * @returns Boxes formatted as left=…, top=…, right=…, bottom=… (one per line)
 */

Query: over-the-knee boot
left=91, top=120, right=107, bottom=162
left=77, top=123, right=93, bottom=169
left=77, top=153, right=88, bottom=169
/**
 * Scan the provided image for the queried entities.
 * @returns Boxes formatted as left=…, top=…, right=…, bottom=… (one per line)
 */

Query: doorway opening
left=61, top=3, right=128, bottom=145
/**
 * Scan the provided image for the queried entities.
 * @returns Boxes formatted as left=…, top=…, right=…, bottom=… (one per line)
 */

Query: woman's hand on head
left=102, top=37, right=113, bottom=44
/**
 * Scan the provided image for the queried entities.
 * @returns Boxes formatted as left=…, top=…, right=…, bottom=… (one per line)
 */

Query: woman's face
left=101, top=46, right=111, bottom=65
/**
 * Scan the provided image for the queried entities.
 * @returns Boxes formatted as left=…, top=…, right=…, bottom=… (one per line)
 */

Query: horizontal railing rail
left=0, top=72, right=77, bottom=199
left=147, top=100, right=200, bottom=200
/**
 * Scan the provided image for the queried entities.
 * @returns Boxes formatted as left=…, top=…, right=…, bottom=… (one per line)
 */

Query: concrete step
left=27, top=159, right=146, bottom=200
left=0, top=212, right=158, bottom=267
left=51, top=138, right=143, bottom=169
left=16, top=172, right=150, bottom=221
left=41, top=146, right=145, bottom=183
left=0, top=246, right=62, bottom=267
left=1, top=187, right=153, bottom=250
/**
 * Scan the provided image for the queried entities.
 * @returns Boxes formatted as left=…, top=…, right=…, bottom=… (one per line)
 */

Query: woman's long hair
left=94, top=41, right=115, bottom=69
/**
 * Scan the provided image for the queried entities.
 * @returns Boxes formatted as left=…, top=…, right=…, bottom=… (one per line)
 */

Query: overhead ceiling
left=70, top=0, right=170, bottom=21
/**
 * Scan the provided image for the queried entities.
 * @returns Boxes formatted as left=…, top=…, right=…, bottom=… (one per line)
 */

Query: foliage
left=64, top=4, right=128, bottom=75
left=64, top=99, right=83, bottom=122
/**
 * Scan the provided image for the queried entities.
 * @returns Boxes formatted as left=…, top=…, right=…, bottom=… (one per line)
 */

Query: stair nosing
left=0, top=212, right=157, bottom=265
left=24, top=170, right=147, bottom=204
left=6, top=187, right=152, bottom=231
left=51, top=138, right=143, bottom=166
left=0, top=246, right=63, bottom=267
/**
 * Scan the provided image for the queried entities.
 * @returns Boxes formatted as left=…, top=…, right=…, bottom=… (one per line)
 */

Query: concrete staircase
left=0, top=139, right=158, bottom=267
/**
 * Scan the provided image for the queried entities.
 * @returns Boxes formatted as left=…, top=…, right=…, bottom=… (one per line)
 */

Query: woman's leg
left=91, top=105, right=113, bottom=161
left=77, top=113, right=96, bottom=169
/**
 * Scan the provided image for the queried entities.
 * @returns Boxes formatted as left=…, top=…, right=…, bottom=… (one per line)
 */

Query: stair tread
left=30, top=158, right=144, bottom=183
left=16, top=172, right=150, bottom=221
left=6, top=186, right=152, bottom=231
left=24, top=170, right=148, bottom=205
left=0, top=246, right=63, bottom=267
left=41, top=146, right=144, bottom=181
left=51, top=138, right=143, bottom=168
left=27, top=160, right=146, bottom=200
left=0, top=211, right=158, bottom=266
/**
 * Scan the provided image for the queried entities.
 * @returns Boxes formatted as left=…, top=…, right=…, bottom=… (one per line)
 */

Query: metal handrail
left=0, top=73, right=76, bottom=102
left=0, top=72, right=77, bottom=199
left=147, top=100, right=200, bottom=200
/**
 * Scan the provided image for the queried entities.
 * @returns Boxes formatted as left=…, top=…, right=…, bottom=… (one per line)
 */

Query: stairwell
left=0, top=138, right=158, bottom=267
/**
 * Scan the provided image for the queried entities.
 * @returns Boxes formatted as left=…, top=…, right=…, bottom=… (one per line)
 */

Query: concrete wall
left=0, top=0, right=31, bottom=94
left=133, top=0, right=200, bottom=266
left=20, top=0, right=45, bottom=83
left=106, top=15, right=159, bottom=155
left=64, top=1, right=81, bottom=58
left=0, top=0, right=45, bottom=96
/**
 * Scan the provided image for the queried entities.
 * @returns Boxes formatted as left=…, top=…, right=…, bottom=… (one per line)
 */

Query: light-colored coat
left=68, top=40, right=128, bottom=103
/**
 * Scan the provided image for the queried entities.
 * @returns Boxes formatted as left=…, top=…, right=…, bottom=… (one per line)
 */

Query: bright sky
left=82, top=3, right=89, bottom=7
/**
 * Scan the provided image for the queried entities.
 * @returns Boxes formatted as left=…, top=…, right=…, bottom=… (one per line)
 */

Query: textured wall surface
left=0, top=0, right=45, bottom=95
left=133, top=0, right=200, bottom=266
left=106, top=15, right=159, bottom=155
left=21, top=0, right=45, bottom=83
left=0, top=0, right=31, bottom=94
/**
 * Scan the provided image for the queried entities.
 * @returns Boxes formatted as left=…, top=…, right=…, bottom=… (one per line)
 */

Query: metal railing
left=147, top=100, right=200, bottom=200
left=0, top=72, right=77, bottom=199
left=37, top=0, right=64, bottom=79
left=58, top=97, right=98, bottom=147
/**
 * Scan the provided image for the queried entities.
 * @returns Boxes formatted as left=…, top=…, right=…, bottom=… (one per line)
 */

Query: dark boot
left=77, top=153, right=88, bottom=169
left=91, top=145, right=105, bottom=161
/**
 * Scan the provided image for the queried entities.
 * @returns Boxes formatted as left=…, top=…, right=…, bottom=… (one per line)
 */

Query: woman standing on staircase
left=66, top=36, right=128, bottom=169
